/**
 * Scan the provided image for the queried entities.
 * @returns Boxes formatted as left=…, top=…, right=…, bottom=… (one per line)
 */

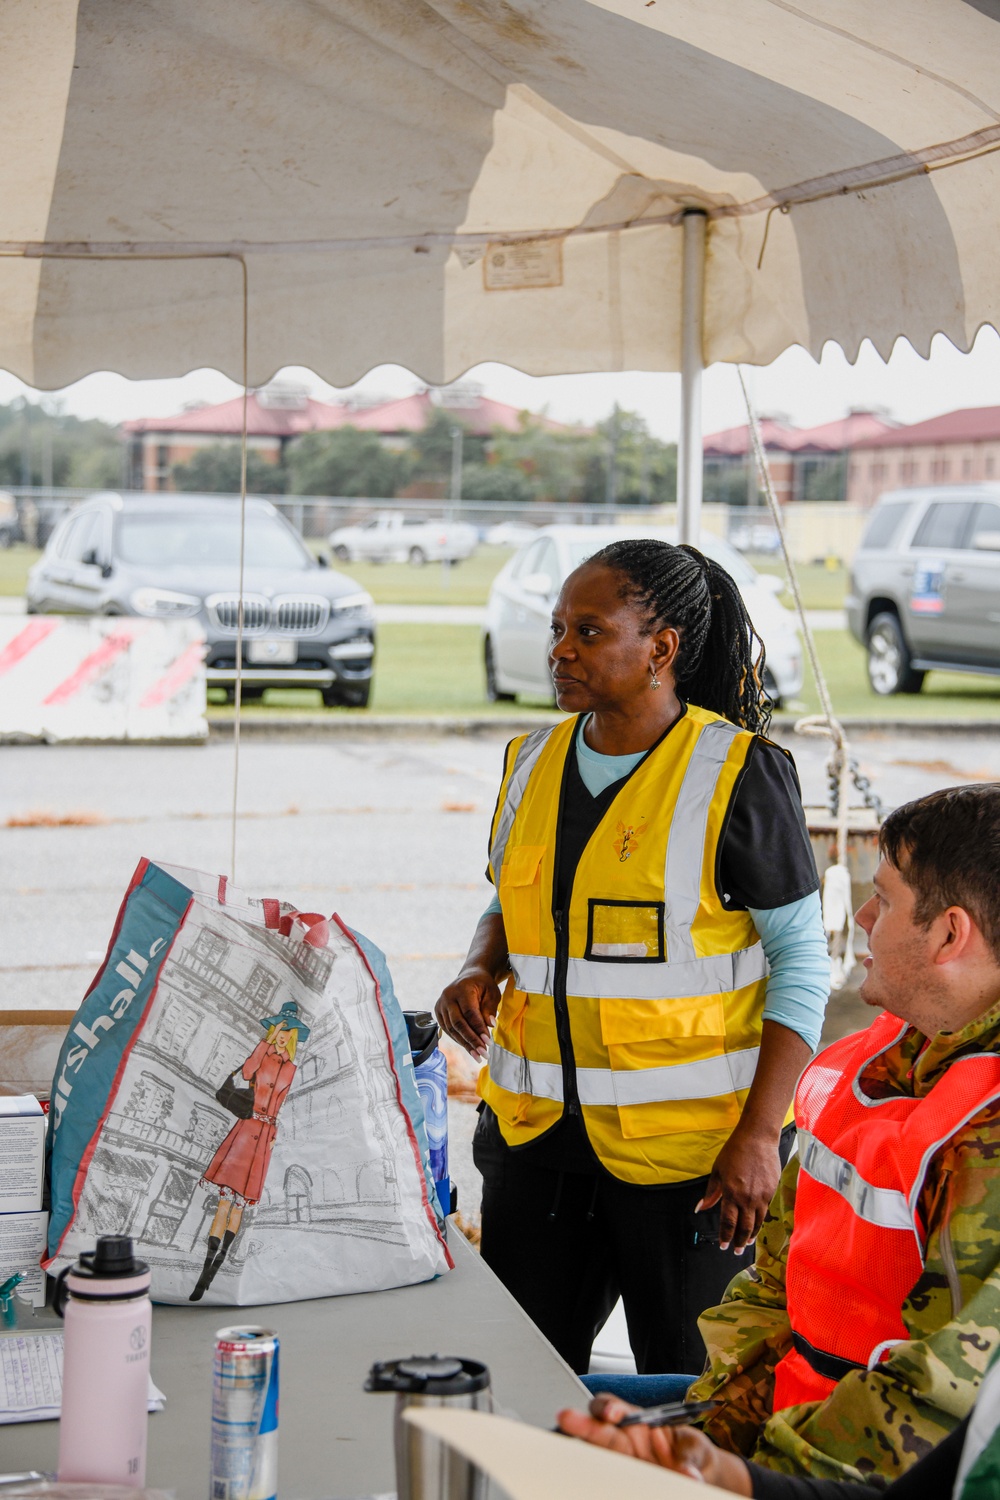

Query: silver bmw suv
left=846, top=485, right=1000, bottom=694
left=26, top=492, right=376, bottom=707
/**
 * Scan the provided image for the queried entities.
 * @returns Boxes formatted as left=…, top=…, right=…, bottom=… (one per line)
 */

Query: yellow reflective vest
left=480, top=705, right=773, bottom=1185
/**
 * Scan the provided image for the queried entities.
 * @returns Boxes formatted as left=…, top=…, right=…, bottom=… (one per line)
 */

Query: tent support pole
left=678, top=209, right=706, bottom=545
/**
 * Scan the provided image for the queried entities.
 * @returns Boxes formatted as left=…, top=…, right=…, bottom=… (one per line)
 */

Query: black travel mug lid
left=403, top=1011, right=440, bottom=1068
left=365, top=1355, right=490, bottom=1395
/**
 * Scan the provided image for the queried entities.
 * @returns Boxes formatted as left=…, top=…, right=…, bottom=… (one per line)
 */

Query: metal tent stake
left=677, top=209, right=706, bottom=546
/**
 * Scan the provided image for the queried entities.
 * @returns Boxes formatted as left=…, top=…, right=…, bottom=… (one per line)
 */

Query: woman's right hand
left=434, top=968, right=501, bottom=1060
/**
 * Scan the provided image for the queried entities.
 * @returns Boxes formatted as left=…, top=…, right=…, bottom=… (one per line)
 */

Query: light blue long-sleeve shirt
left=483, top=726, right=829, bottom=1052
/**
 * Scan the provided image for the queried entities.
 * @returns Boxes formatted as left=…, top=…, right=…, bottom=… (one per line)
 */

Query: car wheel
left=322, top=682, right=371, bottom=709
left=333, top=545, right=351, bottom=563
left=866, top=612, right=925, bottom=695
left=408, top=546, right=427, bottom=566
left=484, top=637, right=516, bottom=703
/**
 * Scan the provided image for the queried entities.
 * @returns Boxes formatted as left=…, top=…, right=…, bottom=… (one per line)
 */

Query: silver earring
left=650, top=665, right=661, bottom=690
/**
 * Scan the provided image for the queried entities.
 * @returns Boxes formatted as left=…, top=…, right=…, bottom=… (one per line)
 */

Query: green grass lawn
left=790, top=630, right=1000, bottom=720
left=208, top=624, right=1000, bottom=720
left=0, top=544, right=40, bottom=596
left=748, top=556, right=848, bottom=611
left=0, top=541, right=850, bottom=611
left=208, top=624, right=555, bottom=718
left=329, top=547, right=514, bottom=605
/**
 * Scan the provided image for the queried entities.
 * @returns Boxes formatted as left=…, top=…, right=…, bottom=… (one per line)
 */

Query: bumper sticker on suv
left=910, top=560, right=945, bottom=615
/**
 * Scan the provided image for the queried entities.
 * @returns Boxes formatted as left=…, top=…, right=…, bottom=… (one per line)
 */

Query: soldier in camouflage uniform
left=688, top=1022, right=1000, bottom=1482
left=684, top=785, right=1000, bottom=1486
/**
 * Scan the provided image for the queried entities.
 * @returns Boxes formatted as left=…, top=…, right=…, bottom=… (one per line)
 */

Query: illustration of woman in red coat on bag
left=190, top=1000, right=311, bottom=1301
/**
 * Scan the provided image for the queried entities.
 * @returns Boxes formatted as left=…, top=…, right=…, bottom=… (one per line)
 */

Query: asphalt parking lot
left=3, top=724, right=1000, bottom=1217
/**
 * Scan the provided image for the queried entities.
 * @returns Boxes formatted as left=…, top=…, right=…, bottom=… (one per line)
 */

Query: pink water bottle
left=55, top=1235, right=152, bottom=1488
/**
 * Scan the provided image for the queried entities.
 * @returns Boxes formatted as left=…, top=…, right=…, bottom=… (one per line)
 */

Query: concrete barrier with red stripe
left=0, top=617, right=207, bottom=742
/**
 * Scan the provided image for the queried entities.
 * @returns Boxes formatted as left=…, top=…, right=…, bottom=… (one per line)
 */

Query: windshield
left=117, top=511, right=312, bottom=570
left=564, top=532, right=756, bottom=586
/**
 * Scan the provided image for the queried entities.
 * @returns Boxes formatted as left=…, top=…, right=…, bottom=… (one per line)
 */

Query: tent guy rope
left=738, top=366, right=882, bottom=991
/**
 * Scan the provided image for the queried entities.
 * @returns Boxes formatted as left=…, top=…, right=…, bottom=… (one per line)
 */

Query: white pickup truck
left=328, top=513, right=478, bottom=566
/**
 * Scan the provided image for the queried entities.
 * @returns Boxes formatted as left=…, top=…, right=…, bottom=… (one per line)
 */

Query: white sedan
left=483, top=525, right=803, bottom=706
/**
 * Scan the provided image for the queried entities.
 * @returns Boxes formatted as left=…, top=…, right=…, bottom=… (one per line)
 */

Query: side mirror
left=973, top=531, right=1000, bottom=552
left=522, top=572, right=553, bottom=598
left=81, top=548, right=100, bottom=568
left=316, top=553, right=329, bottom=568
left=101, top=563, right=114, bottom=579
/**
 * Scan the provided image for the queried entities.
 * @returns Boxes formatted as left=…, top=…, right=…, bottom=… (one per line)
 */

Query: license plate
left=247, top=639, right=297, bottom=664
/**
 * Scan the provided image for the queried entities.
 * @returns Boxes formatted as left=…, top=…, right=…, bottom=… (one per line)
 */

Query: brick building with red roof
left=123, top=381, right=572, bottom=491
left=847, top=405, right=1000, bottom=508
left=704, top=410, right=896, bottom=505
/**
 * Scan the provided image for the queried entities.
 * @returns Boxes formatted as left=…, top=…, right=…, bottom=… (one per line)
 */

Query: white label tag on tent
left=483, top=240, right=562, bottom=290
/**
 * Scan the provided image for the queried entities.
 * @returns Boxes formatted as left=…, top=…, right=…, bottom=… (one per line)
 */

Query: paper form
left=0, top=1332, right=165, bottom=1424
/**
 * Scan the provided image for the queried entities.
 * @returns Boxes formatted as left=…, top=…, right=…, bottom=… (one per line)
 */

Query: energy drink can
left=211, top=1326, right=279, bottom=1500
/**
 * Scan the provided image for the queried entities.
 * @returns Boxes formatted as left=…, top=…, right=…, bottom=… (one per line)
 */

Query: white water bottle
left=56, top=1235, right=152, bottom=1488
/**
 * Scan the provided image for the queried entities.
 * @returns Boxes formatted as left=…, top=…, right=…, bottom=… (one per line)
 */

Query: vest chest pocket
left=587, top=900, right=664, bottom=961
left=499, top=845, right=546, bottom=953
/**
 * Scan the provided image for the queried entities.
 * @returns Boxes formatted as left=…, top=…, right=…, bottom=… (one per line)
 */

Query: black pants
left=474, top=1117, right=795, bottom=1377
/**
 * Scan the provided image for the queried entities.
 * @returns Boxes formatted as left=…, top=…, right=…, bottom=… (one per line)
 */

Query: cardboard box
left=0, top=1096, right=45, bottom=1215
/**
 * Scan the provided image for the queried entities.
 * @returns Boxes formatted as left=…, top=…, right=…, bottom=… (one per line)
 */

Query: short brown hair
left=880, top=784, right=1000, bottom=962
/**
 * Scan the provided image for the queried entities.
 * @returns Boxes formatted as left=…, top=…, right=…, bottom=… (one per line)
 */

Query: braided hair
left=586, top=538, right=772, bottom=734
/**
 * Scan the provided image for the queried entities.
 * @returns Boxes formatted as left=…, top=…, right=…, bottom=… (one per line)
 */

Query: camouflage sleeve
left=749, top=1109, right=1000, bottom=1483
left=686, top=1154, right=798, bottom=1455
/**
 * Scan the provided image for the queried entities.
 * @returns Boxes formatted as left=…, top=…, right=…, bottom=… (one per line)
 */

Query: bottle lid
left=365, top=1354, right=490, bottom=1395
left=403, top=1011, right=440, bottom=1069
left=74, top=1235, right=149, bottom=1282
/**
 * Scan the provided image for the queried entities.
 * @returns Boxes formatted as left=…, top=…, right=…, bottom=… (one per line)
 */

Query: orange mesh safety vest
left=774, top=1010, right=1000, bottom=1410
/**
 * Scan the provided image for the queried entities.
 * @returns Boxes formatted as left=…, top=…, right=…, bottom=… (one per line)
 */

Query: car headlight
left=331, top=591, right=374, bottom=618
left=130, top=587, right=202, bottom=618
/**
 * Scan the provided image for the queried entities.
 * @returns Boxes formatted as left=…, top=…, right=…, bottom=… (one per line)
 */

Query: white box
left=0, top=1209, right=48, bottom=1309
left=0, top=1096, right=45, bottom=1215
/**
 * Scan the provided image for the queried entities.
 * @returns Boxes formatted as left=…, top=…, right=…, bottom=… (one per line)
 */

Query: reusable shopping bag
left=44, top=859, right=452, bottom=1305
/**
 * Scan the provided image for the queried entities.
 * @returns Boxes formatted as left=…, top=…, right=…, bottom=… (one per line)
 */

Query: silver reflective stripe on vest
left=663, top=717, right=743, bottom=965
left=798, top=1128, right=913, bottom=1231
left=488, top=1039, right=760, bottom=1107
left=488, top=724, right=557, bottom=881
left=510, top=942, right=767, bottom=1000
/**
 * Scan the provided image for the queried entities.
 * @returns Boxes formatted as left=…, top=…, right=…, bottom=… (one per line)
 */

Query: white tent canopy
left=3, top=0, right=1000, bottom=395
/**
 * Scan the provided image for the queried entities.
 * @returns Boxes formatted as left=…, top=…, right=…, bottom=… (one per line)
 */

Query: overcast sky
left=2, top=325, right=999, bottom=441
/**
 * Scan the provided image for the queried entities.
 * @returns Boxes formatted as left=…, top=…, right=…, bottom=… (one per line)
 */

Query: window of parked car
left=56, top=509, right=104, bottom=564
left=966, top=501, right=1000, bottom=550
left=860, top=501, right=914, bottom=551
left=509, top=538, right=548, bottom=581
left=116, top=510, right=312, bottom=570
left=911, top=500, right=975, bottom=550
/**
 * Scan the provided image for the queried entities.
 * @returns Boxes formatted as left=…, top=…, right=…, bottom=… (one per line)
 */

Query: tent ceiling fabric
left=2, top=0, right=1000, bottom=389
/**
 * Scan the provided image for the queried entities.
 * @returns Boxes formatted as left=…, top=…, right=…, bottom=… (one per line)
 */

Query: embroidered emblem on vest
left=614, top=818, right=648, bottom=862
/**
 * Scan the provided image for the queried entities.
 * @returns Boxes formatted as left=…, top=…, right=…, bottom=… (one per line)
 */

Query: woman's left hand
left=556, top=1397, right=753, bottom=1494
left=696, top=1123, right=782, bottom=1252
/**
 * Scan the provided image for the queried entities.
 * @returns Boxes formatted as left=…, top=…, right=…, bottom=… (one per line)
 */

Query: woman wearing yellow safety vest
left=435, top=539, right=830, bottom=1376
